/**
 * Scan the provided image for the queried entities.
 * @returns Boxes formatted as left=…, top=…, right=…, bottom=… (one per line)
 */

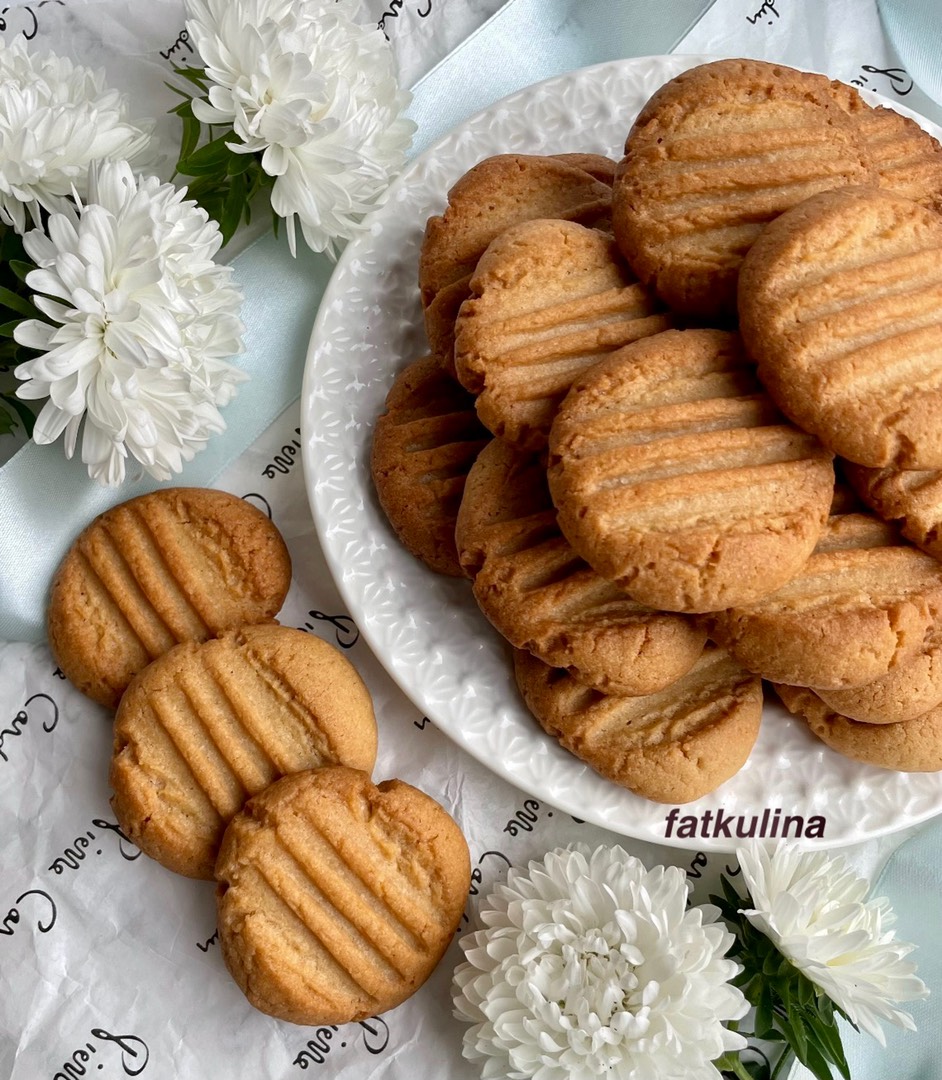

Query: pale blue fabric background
left=878, top=0, right=942, bottom=108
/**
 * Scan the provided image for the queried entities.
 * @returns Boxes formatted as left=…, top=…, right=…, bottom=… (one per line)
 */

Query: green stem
left=730, top=1059, right=760, bottom=1080
left=770, top=1047, right=796, bottom=1080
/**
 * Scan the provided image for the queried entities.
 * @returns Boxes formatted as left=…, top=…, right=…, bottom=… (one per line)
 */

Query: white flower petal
left=182, top=0, right=414, bottom=256
left=453, top=844, right=746, bottom=1080
left=14, top=158, right=246, bottom=485
left=0, top=37, right=153, bottom=234
left=736, top=842, right=929, bottom=1045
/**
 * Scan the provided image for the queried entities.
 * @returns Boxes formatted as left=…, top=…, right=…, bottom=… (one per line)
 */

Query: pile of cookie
left=48, top=487, right=471, bottom=1025
left=371, top=57, right=942, bottom=803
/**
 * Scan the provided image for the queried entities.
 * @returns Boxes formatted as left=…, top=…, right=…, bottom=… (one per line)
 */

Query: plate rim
left=300, top=53, right=942, bottom=853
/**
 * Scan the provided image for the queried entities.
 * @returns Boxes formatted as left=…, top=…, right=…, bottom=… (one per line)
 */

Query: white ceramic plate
left=301, top=55, right=942, bottom=853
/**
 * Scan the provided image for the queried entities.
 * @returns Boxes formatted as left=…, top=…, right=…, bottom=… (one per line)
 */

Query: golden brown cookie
left=110, top=625, right=377, bottom=879
left=815, top=628, right=942, bottom=724
left=709, top=513, right=942, bottom=689
left=48, top=487, right=292, bottom=709
left=419, top=154, right=612, bottom=375
left=739, top=186, right=942, bottom=469
left=215, top=766, right=471, bottom=1025
left=830, top=84, right=942, bottom=212
left=419, top=154, right=612, bottom=303
left=454, top=218, right=671, bottom=450
left=844, top=460, right=942, bottom=561
left=612, top=58, right=871, bottom=320
left=775, top=683, right=942, bottom=771
left=455, top=439, right=706, bottom=695
left=551, top=153, right=618, bottom=185
left=547, top=328, right=834, bottom=613
left=371, top=355, right=490, bottom=576
left=514, top=644, right=763, bottom=803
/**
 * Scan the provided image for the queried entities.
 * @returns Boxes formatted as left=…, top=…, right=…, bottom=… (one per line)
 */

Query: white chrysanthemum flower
left=737, top=844, right=929, bottom=1045
left=453, top=845, right=748, bottom=1080
left=0, top=36, right=152, bottom=234
left=13, top=160, right=246, bottom=486
left=184, top=0, right=415, bottom=256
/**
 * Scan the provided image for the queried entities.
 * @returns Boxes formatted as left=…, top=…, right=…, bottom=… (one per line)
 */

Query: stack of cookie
left=48, top=487, right=471, bottom=1026
left=371, top=57, right=942, bottom=801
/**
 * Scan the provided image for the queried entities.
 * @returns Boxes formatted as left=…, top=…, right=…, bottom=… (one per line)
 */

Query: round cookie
left=547, top=328, right=835, bottom=613
left=513, top=644, right=763, bottom=803
left=709, top=513, right=942, bottom=689
left=612, top=58, right=871, bottom=320
left=453, top=218, right=672, bottom=450
left=371, top=354, right=489, bottom=576
left=815, top=629, right=942, bottom=724
left=775, top=683, right=942, bottom=772
left=48, top=487, right=292, bottom=708
left=215, top=766, right=471, bottom=1025
left=829, top=83, right=942, bottom=212
left=110, top=625, right=377, bottom=879
left=455, top=439, right=706, bottom=696
left=419, top=153, right=612, bottom=303
left=419, top=154, right=612, bottom=375
left=844, top=460, right=942, bottom=561
left=739, top=186, right=942, bottom=469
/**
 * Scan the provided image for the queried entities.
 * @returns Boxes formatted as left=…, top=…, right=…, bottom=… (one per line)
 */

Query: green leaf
left=797, top=1039, right=837, bottom=1080
left=226, top=151, right=255, bottom=176
left=177, top=133, right=239, bottom=176
left=0, top=286, right=38, bottom=320
left=219, top=172, right=246, bottom=245
left=165, top=79, right=196, bottom=103
left=754, top=983, right=775, bottom=1040
left=813, top=1011, right=850, bottom=1078
left=173, top=64, right=210, bottom=91
left=8, top=260, right=34, bottom=284
left=778, top=1009, right=809, bottom=1064
left=0, top=401, right=17, bottom=437
left=0, top=319, right=24, bottom=338
left=0, top=392, right=36, bottom=437
left=180, top=114, right=202, bottom=165
left=797, top=973, right=816, bottom=1009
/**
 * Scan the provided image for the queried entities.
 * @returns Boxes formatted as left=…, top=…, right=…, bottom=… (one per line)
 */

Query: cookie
left=844, top=461, right=942, bottom=561
left=110, top=625, right=377, bottom=879
left=612, top=58, right=870, bottom=320
left=830, top=84, right=942, bottom=212
left=514, top=644, right=763, bottom=803
left=454, top=219, right=671, bottom=450
left=215, top=766, right=470, bottom=1025
left=775, top=683, right=942, bottom=772
left=419, top=154, right=612, bottom=304
left=48, top=487, right=292, bottom=709
left=815, top=628, right=942, bottom=724
left=371, top=354, right=489, bottom=576
left=739, top=186, right=942, bottom=469
left=709, top=513, right=942, bottom=689
left=419, top=154, right=612, bottom=375
left=551, top=153, right=618, bottom=185
left=547, top=329, right=834, bottom=613
left=455, top=439, right=706, bottom=695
